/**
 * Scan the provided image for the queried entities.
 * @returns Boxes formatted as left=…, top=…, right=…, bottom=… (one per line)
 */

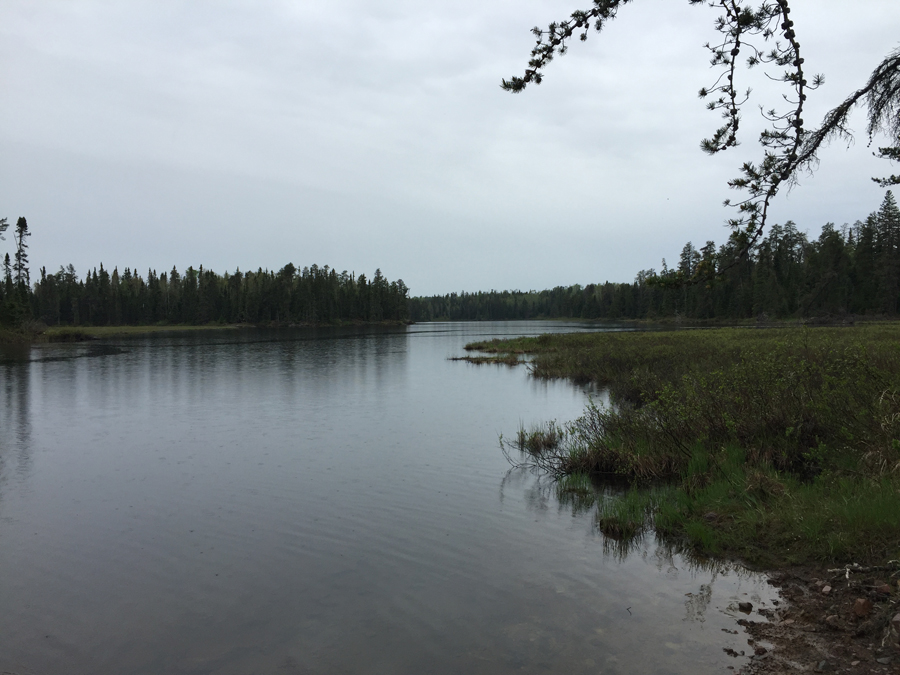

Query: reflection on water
left=0, top=359, right=32, bottom=486
left=0, top=322, right=776, bottom=674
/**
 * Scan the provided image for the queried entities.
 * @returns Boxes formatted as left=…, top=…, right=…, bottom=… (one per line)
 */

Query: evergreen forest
left=1, top=259, right=409, bottom=328
left=3, top=191, right=900, bottom=331
left=409, top=191, right=900, bottom=322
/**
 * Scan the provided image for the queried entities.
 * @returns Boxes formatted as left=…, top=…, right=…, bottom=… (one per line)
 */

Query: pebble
left=738, top=602, right=753, bottom=613
left=852, top=597, right=873, bottom=618
left=876, top=656, right=892, bottom=665
left=821, top=585, right=832, bottom=595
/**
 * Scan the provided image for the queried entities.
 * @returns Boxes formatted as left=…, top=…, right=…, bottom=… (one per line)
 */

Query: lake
left=0, top=322, right=776, bottom=674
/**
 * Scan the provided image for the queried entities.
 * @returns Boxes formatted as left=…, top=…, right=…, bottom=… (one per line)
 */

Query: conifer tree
left=13, top=217, right=30, bottom=287
left=874, top=190, right=900, bottom=313
left=503, top=1, right=900, bottom=264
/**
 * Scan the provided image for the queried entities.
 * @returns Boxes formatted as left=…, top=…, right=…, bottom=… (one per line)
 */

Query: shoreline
left=25, top=320, right=415, bottom=343
left=738, top=564, right=899, bottom=673
left=460, top=325, right=900, bottom=671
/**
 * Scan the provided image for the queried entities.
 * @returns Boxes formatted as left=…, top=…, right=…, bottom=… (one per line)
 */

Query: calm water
left=0, top=322, right=775, bottom=675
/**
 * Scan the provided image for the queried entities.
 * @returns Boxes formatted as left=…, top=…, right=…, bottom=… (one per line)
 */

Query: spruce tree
left=875, top=191, right=900, bottom=313
left=13, top=217, right=30, bottom=287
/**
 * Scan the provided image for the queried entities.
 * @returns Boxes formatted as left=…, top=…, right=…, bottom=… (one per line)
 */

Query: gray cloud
left=1, top=0, right=897, bottom=294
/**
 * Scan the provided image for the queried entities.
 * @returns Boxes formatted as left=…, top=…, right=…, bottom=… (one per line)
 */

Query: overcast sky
left=1, top=1, right=898, bottom=295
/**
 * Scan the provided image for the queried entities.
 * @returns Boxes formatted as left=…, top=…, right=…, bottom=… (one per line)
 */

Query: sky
left=1, top=1, right=898, bottom=296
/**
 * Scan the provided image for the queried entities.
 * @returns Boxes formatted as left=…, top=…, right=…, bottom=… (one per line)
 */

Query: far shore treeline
left=2, top=262, right=410, bottom=327
left=2, top=190, right=899, bottom=332
left=410, top=191, right=900, bottom=322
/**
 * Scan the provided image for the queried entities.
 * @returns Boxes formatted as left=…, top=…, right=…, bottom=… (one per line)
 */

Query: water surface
left=0, top=322, right=775, bottom=674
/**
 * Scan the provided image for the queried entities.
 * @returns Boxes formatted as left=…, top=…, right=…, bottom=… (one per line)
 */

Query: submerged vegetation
left=474, top=326, right=900, bottom=567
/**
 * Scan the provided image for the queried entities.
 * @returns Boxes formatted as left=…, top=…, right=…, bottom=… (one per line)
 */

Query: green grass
left=38, top=319, right=410, bottom=342
left=449, top=354, right=523, bottom=366
left=42, top=324, right=242, bottom=341
left=479, top=325, right=900, bottom=567
left=0, top=327, right=31, bottom=344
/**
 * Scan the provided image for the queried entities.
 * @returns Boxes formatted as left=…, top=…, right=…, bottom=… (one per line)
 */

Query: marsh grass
left=595, top=488, right=661, bottom=540
left=481, top=325, right=900, bottom=566
left=509, top=421, right=565, bottom=458
left=0, top=327, right=31, bottom=344
left=42, top=324, right=242, bottom=341
left=0, top=320, right=49, bottom=344
left=449, top=354, right=522, bottom=366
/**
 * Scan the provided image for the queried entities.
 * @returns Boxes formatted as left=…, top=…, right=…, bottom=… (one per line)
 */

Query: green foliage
left=411, top=193, right=900, bottom=322
left=595, top=487, right=663, bottom=540
left=0, top=217, right=33, bottom=330
left=514, top=421, right=565, bottom=457
left=26, top=263, right=409, bottom=328
left=13, top=217, right=30, bottom=288
left=486, top=325, right=900, bottom=565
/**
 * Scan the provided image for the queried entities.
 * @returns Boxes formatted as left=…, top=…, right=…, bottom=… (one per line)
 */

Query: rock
left=876, top=656, right=892, bottom=665
left=850, top=661, right=860, bottom=666
left=856, top=619, right=879, bottom=637
left=892, top=613, right=900, bottom=632
left=852, top=597, right=873, bottom=618
left=876, top=583, right=892, bottom=594
left=824, top=615, right=842, bottom=630
left=814, top=659, right=831, bottom=672
left=738, top=602, right=753, bottom=613
left=821, top=585, right=832, bottom=595
left=754, top=646, right=767, bottom=656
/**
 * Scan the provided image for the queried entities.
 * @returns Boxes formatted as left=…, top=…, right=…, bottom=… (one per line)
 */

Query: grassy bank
left=468, top=326, right=900, bottom=567
left=29, top=319, right=412, bottom=343
left=41, top=324, right=242, bottom=341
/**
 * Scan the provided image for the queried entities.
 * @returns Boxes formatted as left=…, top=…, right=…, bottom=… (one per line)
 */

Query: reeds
left=483, top=325, right=900, bottom=566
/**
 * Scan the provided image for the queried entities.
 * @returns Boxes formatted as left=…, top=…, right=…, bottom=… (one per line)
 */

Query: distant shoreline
left=2, top=320, right=415, bottom=344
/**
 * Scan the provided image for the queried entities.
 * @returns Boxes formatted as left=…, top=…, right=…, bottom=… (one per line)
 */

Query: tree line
left=409, top=191, right=900, bottom=322
left=2, top=257, right=409, bottom=327
left=0, top=216, right=32, bottom=326
left=4, top=190, right=899, bottom=328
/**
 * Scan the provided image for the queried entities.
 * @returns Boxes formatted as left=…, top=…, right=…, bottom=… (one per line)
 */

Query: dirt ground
left=727, top=563, right=900, bottom=674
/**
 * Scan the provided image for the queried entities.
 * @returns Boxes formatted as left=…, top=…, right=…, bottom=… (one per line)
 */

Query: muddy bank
left=734, top=564, right=900, bottom=674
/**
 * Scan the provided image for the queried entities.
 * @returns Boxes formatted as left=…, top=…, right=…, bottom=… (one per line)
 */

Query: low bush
left=479, top=325, right=900, bottom=566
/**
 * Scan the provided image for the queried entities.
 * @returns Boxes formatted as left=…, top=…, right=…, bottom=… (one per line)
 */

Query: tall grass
left=480, top=326, right=900, bottom=566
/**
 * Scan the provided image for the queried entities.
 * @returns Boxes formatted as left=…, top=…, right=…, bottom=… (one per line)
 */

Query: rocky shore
left=733, top=564, right=900, bottom=674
